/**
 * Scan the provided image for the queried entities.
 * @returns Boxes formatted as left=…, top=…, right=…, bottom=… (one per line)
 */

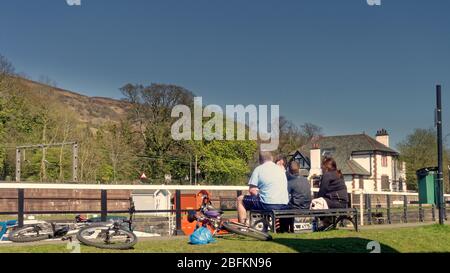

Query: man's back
left=249, top=161, right=289, bottom=205
left=287, top=175, right=312, bottom=209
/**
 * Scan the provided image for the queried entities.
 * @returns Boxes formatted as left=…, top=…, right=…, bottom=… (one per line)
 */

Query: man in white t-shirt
left=236, top=151, right=289, bottom=224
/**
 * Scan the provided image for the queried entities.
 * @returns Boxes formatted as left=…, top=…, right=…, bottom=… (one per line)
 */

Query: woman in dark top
left=318, top=157, right=348, bottom=209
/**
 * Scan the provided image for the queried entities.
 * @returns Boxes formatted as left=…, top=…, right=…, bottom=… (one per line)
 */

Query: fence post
left=432, top=204, right=436, bottom=222
left=418, top=203, right=423, bottom=222
left=17, top=189, right=24, bottom=228
left=403, top=195, right=408, bottom=223
left=444, top=196, right=447, bottom=221
left=386, top=195, right=391, bottom=224
left=174, top=190, right=185, bottom=235
left=365, top=194, right=372, bottom=225
left=359, top=191, right=364, bottom=226
left=101, top=190, right=107, bottom=222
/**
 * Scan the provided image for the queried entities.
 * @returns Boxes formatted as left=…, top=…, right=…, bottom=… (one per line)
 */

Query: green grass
left=0, top=224, right=449, bottom=253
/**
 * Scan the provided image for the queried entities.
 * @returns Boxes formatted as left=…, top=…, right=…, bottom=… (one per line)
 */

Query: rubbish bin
left=416, top=167, right=439, bottom=204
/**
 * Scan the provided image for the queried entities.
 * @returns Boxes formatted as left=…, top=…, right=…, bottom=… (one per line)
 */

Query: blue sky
left=1, top=0, right=449, bottom=147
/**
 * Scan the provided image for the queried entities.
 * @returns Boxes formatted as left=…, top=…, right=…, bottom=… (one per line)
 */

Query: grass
left=0, top=224, right=449, bottom=253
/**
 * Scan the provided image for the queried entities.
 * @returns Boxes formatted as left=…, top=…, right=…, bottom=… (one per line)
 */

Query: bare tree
left=301, top=122, right=323, bottom=141
left=0, top=54, right=15, bottom=76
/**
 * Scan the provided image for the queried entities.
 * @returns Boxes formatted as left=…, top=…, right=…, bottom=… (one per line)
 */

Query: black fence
left=0, top=189, right=243, bottom=235
left=1, top=189, right=449, bottom=235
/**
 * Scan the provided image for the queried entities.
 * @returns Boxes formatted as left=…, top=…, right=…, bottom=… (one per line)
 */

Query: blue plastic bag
left=0, top=220, right=17, bottom=241
left=189, top=227, right=216, bottom=245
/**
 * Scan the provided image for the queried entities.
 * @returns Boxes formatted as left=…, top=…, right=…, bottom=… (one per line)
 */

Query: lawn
left=0, top=224, right=449, bottom=253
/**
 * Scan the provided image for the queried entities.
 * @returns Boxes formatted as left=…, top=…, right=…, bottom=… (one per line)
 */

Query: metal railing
left=0, top=183, right=448, bottom=234
left=350, top=189, right=449, bottom=226
left=0, top=183, right=248, bottom=235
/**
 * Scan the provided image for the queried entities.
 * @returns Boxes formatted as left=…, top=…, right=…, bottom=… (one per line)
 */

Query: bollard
left=18, top=189, right=24, bottom=228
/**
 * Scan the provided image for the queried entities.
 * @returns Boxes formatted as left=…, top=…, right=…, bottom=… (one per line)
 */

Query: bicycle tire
left=222, top=221, right=272, bottom=241
left=8, top=225, right=51, bottom=243
left=76, top=224, right=138, bottom=250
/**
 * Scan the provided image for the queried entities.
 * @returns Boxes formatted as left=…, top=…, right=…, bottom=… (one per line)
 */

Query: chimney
left=375, top=128, right=389, bottom=147
left=310, top=143, right=322, bottom=177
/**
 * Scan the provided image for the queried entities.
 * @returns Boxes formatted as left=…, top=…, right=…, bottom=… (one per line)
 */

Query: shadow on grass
left=272, top=237, right=399, bottom=253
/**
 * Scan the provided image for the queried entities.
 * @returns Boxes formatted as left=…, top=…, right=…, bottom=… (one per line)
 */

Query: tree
left=196, top=140, right=257, bottom=185
left=276, top=118, right=323, bottom=156
left=397, top=128, right=450, bottom=192
left=96, top=122, right=137, bottom=183
left=301, top=122, right=323, bottom=141
left=121, top=83, right=195, bottom=180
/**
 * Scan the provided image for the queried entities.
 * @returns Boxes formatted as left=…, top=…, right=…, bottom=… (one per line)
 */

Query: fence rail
left=0, top=183, right=448, bottom=234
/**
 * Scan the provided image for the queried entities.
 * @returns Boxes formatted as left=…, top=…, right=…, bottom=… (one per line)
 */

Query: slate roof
left=291, top=134, right=399, bottom=176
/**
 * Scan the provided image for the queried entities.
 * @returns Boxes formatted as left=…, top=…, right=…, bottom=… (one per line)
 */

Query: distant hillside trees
left=0, top=53, right=321, bottom=185
left=120, top=83, right=258, bottom=185
left=398, top=128, right=450, bottom=192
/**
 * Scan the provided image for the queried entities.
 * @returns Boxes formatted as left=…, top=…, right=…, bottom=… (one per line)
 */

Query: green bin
left=416, top=167, right=438, bottom=205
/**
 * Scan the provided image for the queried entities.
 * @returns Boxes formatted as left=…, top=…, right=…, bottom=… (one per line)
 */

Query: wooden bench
left=249, top=208, right=359, bottom=233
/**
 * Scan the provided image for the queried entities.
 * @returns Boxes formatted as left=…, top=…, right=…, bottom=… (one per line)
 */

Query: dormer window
left=381, top=155, right=388, bottom=167
left=322, top=148, right=335, bottom=157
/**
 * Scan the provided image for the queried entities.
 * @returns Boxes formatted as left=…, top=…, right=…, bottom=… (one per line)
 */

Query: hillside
left=18, top=77, right=130, bottom=125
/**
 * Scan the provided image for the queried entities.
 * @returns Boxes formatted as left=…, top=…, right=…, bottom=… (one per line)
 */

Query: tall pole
left=15, top=149, right=21, bottom=182
left=194, top=155, right=198, bottom=185
left=436, top=85, right=445, bottom=224
left=189, top=156, right=192, bottom=185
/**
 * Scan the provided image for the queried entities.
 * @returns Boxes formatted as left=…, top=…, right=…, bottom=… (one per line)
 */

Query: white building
left=290, top=129, right=407, bottom=192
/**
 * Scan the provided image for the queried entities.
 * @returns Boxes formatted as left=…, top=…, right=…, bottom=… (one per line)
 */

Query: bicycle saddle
left=204, top=205, right=224, bottom=218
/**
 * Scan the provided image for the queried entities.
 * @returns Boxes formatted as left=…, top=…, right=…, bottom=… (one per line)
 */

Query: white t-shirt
left=248, top=161, right=289, bottom=205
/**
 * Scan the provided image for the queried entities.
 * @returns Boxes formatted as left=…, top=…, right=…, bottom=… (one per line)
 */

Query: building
left=289, top=129, right=407, bottom=192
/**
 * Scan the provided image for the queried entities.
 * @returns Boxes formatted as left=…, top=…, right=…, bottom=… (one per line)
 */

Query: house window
left=381, top=156, right=388, bottom=167
left=381, top=175, right=390, bottom=191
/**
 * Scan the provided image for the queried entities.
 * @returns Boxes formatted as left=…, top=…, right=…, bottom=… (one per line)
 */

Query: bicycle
left=8, top=215, right=93, bottom=243
left=8, top=200, right=132, bottom=246
left=76, top=198, right=138, bottom=250
left=187, top=194, right=272, bottom=241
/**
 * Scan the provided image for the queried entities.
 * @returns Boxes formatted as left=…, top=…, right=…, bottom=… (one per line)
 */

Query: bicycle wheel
left=76, top=224, right=138, bottom=250
left=8, top=225, right=52, bottom=243
left=222, top=221, right=272, bottom=241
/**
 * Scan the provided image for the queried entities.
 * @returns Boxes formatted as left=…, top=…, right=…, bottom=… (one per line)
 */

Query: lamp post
left=436, top=85, right=445, bottom=224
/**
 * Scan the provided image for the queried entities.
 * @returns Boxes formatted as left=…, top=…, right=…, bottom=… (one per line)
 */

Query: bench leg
left=271, top=212, right=276, bottom=234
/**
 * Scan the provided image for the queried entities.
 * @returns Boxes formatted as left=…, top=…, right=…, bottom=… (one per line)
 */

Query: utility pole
left=436, top=85, right=445, bottom=224
left=194, top=155, right=198, bottom=185
left=189, top=156, right=192, bottom=185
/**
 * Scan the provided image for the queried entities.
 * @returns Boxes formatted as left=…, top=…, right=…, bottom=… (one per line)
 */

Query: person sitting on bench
left=236, top=151, right=289, bottom=225
left=287, top=161, right=312, bottom=209
left=315, top=156, right=348, bottom=209
left=278, top=161, right=312, bottom=233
